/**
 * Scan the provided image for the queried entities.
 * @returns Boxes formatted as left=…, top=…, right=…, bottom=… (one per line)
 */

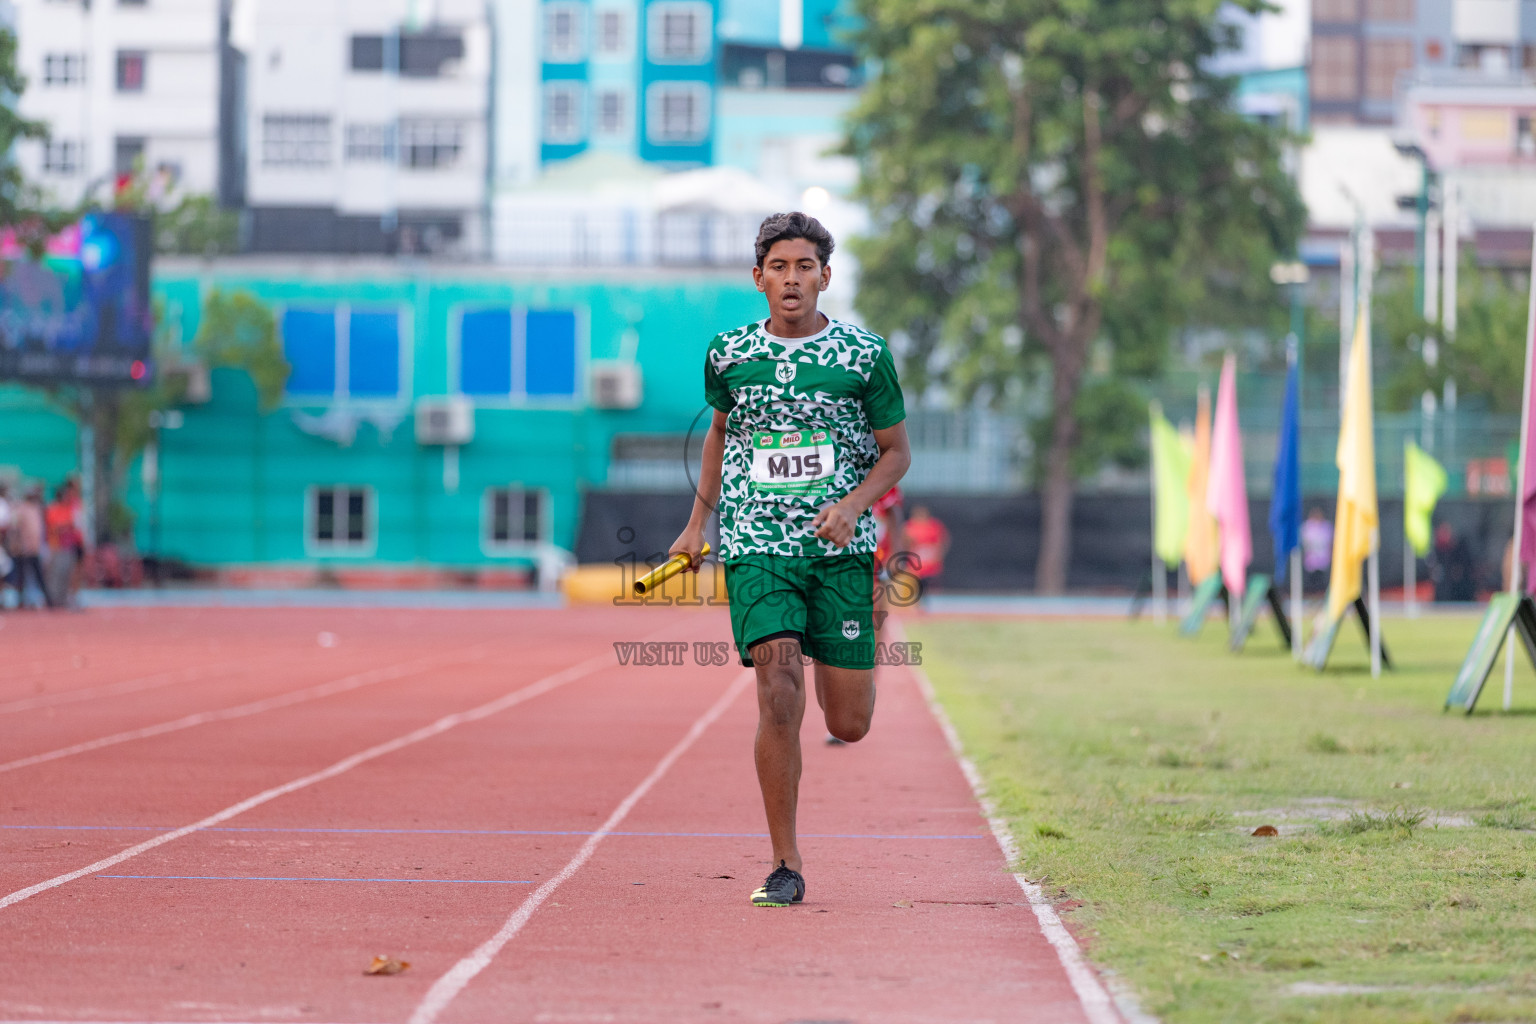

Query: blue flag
left=1269, top=360, right=1301, bottom=582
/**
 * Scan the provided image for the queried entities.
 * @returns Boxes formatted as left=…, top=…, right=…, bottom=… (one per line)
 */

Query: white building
left=11, top=0, right=222, bottom=207
left=236, top=0, right=491, bottom=255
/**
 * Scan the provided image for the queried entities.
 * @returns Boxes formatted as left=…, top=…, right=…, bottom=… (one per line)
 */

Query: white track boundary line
left=0, top=661, right=244, bottom=716
left=408, top=668, right=754, bottom=1024
left=0, top=650, right=619, bottom=912
left=0, top=645, right=499, bottom=775
left=899, top=625, right=1126, bottom=1024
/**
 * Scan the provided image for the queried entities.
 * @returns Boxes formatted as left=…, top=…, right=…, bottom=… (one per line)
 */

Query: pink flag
left=1206, top=353, right=1252, bottom=599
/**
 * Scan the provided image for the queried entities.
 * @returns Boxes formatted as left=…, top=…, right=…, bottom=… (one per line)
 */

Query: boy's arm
left=812, top=421, right=911, bottom=548
left=668, top=409, right=729, bottom=571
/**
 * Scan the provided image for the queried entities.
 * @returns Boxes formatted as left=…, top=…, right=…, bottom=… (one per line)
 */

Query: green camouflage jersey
left=704, top=316, right=905, bottom=560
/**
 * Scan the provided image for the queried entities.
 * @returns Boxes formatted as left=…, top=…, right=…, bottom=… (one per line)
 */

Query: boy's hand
left=812, top=501, right=858, bottom=548
left=668, top=526, right=708, bottom=572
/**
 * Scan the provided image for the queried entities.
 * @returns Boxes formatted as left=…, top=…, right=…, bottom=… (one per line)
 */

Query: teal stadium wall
left=2, top=263, right=765, bottom=570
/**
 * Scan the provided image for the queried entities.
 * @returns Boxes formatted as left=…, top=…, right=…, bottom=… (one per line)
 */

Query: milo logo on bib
left=750, top=429, right=837, bottom=497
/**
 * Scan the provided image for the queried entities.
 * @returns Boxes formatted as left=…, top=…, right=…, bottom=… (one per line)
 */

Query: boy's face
left=753, top=238, right=831, bottom=319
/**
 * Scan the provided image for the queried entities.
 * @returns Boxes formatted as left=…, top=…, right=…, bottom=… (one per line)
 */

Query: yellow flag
left=1328, top=314, right=1379, bottom=621
left=1184, top=387, right=1219, bottom=583
left=1151, top=405, right=1192, bottom=566
left=1403, top=439, right=1447, bottom=557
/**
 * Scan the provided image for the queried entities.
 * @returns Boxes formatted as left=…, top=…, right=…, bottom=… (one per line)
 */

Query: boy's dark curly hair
left=754, top=212, right=834, bottom=268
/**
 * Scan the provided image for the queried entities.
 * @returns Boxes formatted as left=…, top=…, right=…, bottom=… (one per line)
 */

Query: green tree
left=64, top=290, right=287, bottom=543
left=845, top=0, right=1304, bottom=592
left=0, top=26, right=48, bottom=227
left=110, top=165, right=241, bottom=256
left=1376, top=253, right=1530, bottom=415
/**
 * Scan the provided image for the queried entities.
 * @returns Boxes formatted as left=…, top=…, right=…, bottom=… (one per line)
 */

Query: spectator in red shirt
left=45, top=481, right=83, bottom=608
left=903, top=505, right=950, bottom=602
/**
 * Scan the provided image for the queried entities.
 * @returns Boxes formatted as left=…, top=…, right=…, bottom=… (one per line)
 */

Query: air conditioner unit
left=415, top=397, right=475, bottom=445
left=589, top=361, right=643, bottom=410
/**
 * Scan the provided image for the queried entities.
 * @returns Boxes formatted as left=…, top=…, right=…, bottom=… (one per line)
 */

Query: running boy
left=668, top=212, right=910, bottom=907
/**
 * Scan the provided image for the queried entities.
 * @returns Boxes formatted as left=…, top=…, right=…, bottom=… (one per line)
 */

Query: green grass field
left=911, top=610, right=1536, bottom=1024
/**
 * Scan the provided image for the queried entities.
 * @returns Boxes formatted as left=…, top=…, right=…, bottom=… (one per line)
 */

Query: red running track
left=0, top=606, right=1116, bottom=1024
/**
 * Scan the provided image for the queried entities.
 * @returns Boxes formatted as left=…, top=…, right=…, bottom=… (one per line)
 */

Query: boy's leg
left=813, top=662, right=875, bottom=742
left=805, top=552, right=878, bottom=742
left=752, top=637, right=806, bottom=872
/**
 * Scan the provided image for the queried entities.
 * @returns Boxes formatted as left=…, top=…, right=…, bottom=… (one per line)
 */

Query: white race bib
left=749, top=429, right=837, bottom=497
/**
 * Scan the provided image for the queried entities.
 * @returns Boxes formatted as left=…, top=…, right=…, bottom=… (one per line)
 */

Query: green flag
left=1404, top=439, right=1448, bottom=557
left=1151, top=405, right=1192, bottom=566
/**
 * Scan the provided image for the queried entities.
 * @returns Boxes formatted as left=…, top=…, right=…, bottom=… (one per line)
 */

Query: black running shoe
left=750, top=860, right=805, bottom=907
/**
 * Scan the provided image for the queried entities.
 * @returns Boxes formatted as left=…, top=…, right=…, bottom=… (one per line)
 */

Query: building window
left=1313, top=0, right=1358, bottom=21
left=457, top=307, right=580, bottom=401
left=646, top=82, right=710, bottom=144
left=114, top=136, right=145, bottom=176
left=345, top=123, right=396, bottom=162
left=43, top=53, right=85, bottom=85
left=307, top=486, right=374, bottom=554
left=42, top=140, right=82, bottom=175
left=595, top=9, right=628, bottom=55
left=350, top=32, right=465, bottom=76
left=1364, top=0, right=1413, bottom=21
left=118, top=0, right=148, bottom=6
left=544, top=3, right=585, bottom=62
left=543, top=83, right=585, bottom=143
left=1311, top=36, right=1359, bottom=101
left=648, top=2, right=710, bottom=63
left=351, top=35, right=385, bottom=71
left=1364, top=37, right=1413, bottom=99
left=1518, top=116, right=1535, bottom=157
left=400, top=119, right=462, bottom=168
left=116, top=50, right=146, bottom=91
left=484, top=487, right=548, bottom=547
left=262, top=114, right=332, bottom=168
left=282, top=305, right=403, bottom=400
left=595, top=88, right=628, bottom=136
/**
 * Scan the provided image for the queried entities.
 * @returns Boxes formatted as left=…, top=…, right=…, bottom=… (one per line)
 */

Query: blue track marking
left=94, top=874, right=532, bottom=884
left=3, top=823, right=986, bottom=840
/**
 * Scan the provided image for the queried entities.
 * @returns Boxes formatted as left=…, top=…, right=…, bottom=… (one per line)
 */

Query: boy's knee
left=826, top=712, right=871, bottom=743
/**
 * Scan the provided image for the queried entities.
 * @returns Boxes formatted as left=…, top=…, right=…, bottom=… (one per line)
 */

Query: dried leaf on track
left=365, top=955, right=410, bottom=975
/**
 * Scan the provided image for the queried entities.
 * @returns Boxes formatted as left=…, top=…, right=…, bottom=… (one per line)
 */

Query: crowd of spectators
left=0, top=477, right=87, bottom=609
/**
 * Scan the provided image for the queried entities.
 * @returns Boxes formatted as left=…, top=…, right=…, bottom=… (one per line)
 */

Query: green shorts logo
left=842, top=619, right=860, bottom=639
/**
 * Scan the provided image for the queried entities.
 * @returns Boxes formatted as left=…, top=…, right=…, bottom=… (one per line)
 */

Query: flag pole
left=1150, top=400, right=1166, bottom=625
left=1362, top=228, right=1381, bottom=680
left=1405, top=436, right=1418, bottom=620
left=1291, top=548, right=1302, bottom=659
left=1286, top=335, right=1302, bottom=660
left=1503, top=224, right=1536, bottom=709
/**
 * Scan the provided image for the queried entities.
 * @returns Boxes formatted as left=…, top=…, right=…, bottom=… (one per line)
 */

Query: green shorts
left=724, top=552, right=875, bottom=670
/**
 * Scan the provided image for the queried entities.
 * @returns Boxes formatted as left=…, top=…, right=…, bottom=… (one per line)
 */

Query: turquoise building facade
left=1, top=259, right=766, bottom=572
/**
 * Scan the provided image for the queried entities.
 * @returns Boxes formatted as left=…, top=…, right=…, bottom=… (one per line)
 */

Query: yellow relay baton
left=633, top=543, right=711, bottom=596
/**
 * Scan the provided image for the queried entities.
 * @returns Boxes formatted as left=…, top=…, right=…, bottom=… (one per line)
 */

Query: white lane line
left=898, top=624, right=1127, bottom=1024
left=408, top=668, right=754, bottom=1024
left=0, top=646, right=496, bottom=775
left=0, top=661, right=244, bottom=716
left=0, top=649, right=617, bottom=912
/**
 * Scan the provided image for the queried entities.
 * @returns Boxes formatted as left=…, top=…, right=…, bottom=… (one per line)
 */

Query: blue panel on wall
left=282, top=308, right=337, bottom=395
left=460, top=308, right=513, bottom=395
left=348, top=311, right=401, bottom=396
left=524, top=309, right=578, bottom=397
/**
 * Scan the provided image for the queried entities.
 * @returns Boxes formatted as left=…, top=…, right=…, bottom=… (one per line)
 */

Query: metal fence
left=601, top=376, right=1518, bottom=498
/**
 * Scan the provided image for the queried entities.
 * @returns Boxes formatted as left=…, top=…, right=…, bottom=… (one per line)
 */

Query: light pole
left=145, top=408, right=184, bottom=585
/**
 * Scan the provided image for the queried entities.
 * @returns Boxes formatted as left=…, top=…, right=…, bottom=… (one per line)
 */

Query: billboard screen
left=0, top=213, right=154, bottom=385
